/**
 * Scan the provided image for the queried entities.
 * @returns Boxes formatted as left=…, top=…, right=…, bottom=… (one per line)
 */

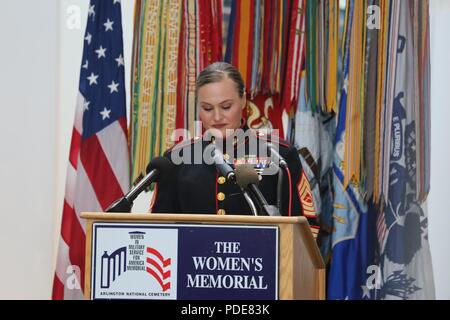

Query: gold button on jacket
left=217, top=192, right=225, bottom=201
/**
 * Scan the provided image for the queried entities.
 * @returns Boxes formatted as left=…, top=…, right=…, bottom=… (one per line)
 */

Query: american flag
left=52, top=0, right=129, bottom=299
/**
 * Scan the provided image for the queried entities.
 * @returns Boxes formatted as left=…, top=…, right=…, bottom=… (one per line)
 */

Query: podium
left=81, top=212, right=325, bottom=300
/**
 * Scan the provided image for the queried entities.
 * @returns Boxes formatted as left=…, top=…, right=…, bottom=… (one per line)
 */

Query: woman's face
left=198, top=76, right=246, bottom=139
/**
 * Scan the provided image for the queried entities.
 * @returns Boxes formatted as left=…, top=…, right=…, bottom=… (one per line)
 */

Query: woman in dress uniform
left=151, top=62, right=319, bottom=235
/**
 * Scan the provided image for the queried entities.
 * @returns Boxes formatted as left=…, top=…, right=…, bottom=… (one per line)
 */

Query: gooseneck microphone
left=235, top=164, right=281, bottom=216
left=210, top=145, right=236, bottom=183
left=267, top=142, right=289, bottom=214
left=267, top=142, right=288, bottom=168
left=207, top=143, right=257, bottom=216
left=106, top=156, right=174, bottom=213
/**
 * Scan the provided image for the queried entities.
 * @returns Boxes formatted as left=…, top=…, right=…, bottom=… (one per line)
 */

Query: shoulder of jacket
left=165, top=136, right=202, bottom=155
left=251, top=130, right=292, bottom=149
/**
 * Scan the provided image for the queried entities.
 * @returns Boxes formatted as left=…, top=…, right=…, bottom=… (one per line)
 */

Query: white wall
left=0, top=0, right=137, bottom=299
left=429, top=0, right=450, bottom=301
left=0, top=0, right=58, bottom=299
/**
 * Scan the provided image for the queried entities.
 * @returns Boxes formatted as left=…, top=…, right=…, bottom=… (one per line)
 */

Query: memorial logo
left=93, top=225, right=178, bottom=300
left=101, top=246, right=127, bottom=288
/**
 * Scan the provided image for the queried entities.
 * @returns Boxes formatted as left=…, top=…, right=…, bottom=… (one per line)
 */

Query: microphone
left=235, top=164, right=280, bottom=216
left=106, top=156, right=174, bottom=213
left=267, top=142, right=288, bottom=212
left=207, top=143, right=257, bottom=215
left=267, top=143, right=288, bottom=168
left=210, top=145, right=236, bottom=183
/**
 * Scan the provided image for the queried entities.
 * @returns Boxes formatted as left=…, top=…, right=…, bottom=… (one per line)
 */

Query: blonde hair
left=196, top=62, right=245, bottom=98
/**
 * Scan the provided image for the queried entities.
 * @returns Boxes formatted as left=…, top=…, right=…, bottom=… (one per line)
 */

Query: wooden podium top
left=81, top=212, right=307, bottom=224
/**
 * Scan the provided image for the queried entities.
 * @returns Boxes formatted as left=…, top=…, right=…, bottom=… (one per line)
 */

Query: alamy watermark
left=66, top=5, right=82, bottom=30
left=367, top=5, right=381, bottom=30
left=66, top=265, right=81, bottom=290
left=169, top=122, right=281, bottom=176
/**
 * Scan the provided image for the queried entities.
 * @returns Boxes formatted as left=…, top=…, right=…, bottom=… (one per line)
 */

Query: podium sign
left=91, top=222, right=279, bottom=300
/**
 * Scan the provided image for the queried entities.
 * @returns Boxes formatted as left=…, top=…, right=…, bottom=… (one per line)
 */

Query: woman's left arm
left=283, top=145, right=320, bottom=240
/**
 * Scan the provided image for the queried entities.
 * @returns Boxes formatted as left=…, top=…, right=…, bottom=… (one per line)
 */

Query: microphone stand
left=240, top=187, right=259, bottom=216
left=209, top=143, right=259, bottom=216
left=268, top=163, right=284, bottom=213
left=106, top=170, right=159, bottom=213
left=226, top=171, right=258, bottom=217
left=246, top=184, right=280, bottom=216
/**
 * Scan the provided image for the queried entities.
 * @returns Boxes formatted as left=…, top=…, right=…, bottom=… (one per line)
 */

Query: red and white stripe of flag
left=52, top=94, right=129, bottom=300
